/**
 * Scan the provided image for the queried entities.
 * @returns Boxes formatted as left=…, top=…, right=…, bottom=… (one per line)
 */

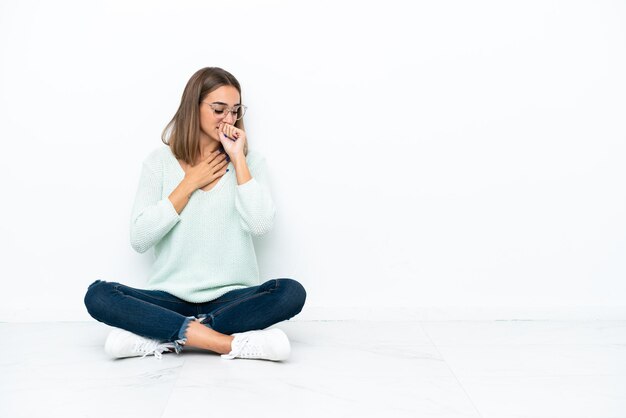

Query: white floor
left=1, top=320, right=625, bottom=418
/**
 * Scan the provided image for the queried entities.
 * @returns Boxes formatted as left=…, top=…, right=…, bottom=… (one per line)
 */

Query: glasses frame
left=202, top=101, right=247, bottom=121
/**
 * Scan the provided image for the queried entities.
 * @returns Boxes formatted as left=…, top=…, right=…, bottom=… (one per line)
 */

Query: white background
left=0, top=0, right=624, bottom=321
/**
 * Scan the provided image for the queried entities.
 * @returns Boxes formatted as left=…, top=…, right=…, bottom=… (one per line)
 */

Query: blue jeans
left=84, top=278, right=306, bottom=354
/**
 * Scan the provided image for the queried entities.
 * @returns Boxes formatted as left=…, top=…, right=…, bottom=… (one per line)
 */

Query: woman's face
left=199, top=85, right=241, bottom=142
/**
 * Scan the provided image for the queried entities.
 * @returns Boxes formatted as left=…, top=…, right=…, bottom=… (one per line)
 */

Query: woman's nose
left=223, top=111, right=236, bottom=124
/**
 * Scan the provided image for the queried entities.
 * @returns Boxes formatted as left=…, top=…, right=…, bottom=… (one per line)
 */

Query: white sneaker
left=221, top=328, right=291, bottom=361
left=104, top=327, right=176, bottom=360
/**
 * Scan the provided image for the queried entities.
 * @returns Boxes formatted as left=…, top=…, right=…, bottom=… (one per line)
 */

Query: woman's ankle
left=184, top=320, right=234, bottom=354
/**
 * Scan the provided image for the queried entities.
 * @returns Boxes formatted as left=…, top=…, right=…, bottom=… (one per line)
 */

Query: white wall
left=1, top=0, right=624, bottom=321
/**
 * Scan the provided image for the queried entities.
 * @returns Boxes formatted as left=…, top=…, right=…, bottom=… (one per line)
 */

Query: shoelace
left=221, top=335, right=261, bottom=359
left=134, top=339, right=175, bottom=360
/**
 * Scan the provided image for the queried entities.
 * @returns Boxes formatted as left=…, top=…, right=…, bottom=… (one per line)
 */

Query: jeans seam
left=209, top=288, right=258, bottom=304
left=210, top=280, right=278, bottom=318
left=115, top=286, right=189, bottom=304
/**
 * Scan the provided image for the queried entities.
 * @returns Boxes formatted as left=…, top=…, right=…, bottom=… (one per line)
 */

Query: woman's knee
left=278, top=278, right=307, bottom=315
left=84, top=279, right=114, bottom=319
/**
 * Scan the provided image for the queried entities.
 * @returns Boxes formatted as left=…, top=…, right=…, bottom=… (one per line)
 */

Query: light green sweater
left=129, top=145, right=275, bottom=303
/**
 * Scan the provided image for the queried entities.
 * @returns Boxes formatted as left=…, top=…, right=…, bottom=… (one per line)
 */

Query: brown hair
left=161, top=67, right=247, bottom=165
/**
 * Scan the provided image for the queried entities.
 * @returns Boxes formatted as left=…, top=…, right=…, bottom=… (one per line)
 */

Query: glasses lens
left=209, top=104, right=245, bottom=120
left=211, top=105, right=227, bottom=117
left=235, top=105, right=245, bottom=120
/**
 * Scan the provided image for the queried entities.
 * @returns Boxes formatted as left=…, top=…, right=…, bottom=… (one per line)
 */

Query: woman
left=84, top=67, right=307, bottom=361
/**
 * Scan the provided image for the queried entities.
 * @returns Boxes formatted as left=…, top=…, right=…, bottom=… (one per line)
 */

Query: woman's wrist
left=229, top=152, right=246, bottom=166
left=232, top=155, right=252, bottom=185
left=169, top=178, right=197, bottom=214
left=181, top=176, right=198, bottom=194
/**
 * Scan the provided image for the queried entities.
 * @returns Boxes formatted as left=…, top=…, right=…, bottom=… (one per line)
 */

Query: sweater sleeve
left=234, top=155, right=276, bottom=236
left=129, top=160, right=182, bottom=253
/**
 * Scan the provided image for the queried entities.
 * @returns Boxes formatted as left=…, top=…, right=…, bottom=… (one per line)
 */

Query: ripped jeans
left=83, top=278, right=307, bottom=354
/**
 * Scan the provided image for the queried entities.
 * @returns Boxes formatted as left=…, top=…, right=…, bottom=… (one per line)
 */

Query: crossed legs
left=84, top=278, right=307, bottom=355
left=183, top=319, right=234, bottom=354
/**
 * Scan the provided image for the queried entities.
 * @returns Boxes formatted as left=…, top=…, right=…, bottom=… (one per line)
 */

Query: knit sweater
left=129, top=145, right=275, bottom=303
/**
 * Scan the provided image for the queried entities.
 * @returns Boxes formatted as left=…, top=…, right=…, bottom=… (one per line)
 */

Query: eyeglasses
left=202, top=102, right=247, bottom=120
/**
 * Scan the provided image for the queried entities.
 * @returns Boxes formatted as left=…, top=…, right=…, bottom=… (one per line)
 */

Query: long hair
left=162, top=67, right=247, bottom=165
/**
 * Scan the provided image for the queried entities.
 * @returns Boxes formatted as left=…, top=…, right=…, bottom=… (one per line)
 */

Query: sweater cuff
left=236, top=177, right=258, bottom=192
left=160, top=196, right=182, bottom=222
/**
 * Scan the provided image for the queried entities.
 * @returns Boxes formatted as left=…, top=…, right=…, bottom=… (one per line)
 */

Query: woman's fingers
left=219, top=122, right=240, bottom=140
left=193, top=153, right=229, bottom=189
left=220, top=124, right=232, bottom=138
left=204, top=158, right=229, bottom=184
left=210, top=159, right=228, bottom=173
left=207, top=152, right=227, bottom=169
left=202, top=163, right=228, bottom=186
left=203, top=150, right=222, bottom=163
